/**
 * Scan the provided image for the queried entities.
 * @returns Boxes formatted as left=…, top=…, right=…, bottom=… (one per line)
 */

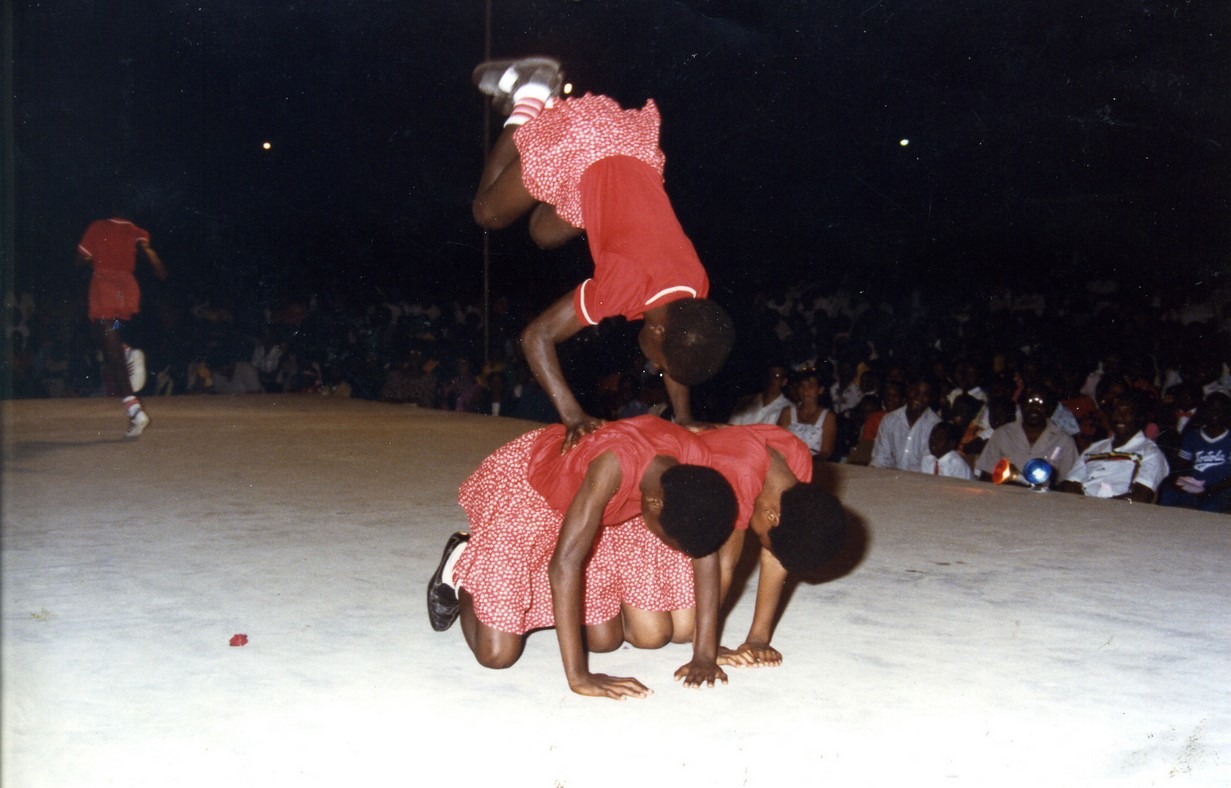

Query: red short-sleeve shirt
left=697, top=426, right=813, bottom=529
left=78, top=218, right=150, bottom=320
left=527, top=416, right=708, bottom=525
left=573, top=156, right=708, bottom=325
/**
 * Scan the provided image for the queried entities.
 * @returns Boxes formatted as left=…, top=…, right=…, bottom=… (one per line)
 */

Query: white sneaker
left=125, top=346, right=147, bottom=392
left=125, top=409, right=150, bottom=439
left=472, top=57, right=563, bottom=114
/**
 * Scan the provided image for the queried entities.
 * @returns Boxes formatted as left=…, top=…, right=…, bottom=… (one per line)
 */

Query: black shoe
left=427, top=532, right=468, bottom=631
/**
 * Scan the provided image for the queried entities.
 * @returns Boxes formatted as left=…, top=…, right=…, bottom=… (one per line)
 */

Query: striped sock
left=504, top=82, right=553, bottom=127
left=123, top=395, right=141, bottom=417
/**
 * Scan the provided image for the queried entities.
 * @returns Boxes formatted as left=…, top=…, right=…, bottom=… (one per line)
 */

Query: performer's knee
left=472, top=637, right=523, bottom=670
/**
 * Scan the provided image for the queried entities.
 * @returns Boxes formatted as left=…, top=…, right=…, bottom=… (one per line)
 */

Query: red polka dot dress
left=453, top=417, right=711, bottom=634
left=591, top=514, right=695, bottom=612
left=453, top=427, right=620, bottom=634
left=513, top=93, right=666, bottom=229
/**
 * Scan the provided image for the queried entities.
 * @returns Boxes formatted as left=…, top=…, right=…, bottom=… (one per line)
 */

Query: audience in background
left=4, top=272, right=1229, bottom=513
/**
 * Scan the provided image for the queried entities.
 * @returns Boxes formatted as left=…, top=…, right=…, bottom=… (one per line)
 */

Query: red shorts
left=88, top=270, right=140, bottom=321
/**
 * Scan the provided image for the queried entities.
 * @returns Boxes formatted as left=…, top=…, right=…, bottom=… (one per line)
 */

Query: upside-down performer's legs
left=471, top=57, right=583, bottom=249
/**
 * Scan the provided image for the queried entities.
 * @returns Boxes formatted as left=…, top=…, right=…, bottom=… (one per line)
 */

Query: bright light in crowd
left=262, top=141, right=272, bottom=151
left=563, top=83, right=573, bottom=95
left=899, top=138, right=910, bottom=147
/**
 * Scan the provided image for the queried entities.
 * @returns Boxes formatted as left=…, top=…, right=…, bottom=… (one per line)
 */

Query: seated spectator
left=870, top=379, right=941, bottom=473
left=729, top=363, right=791, bottom=425
left=946, top=359, right=987, bottom=409
left=1057, top=393, right=1170, bottom=503
left=975, top=384, right=1079, bottom=485
left=251, top=324, right=287, bottom=391
left=1154, top=380, right=1201, bottom=468
left=777, top=367, right=838, bottom=461
left=380, top=347, right=439, bottom=407
left=212, top=358, right=264, bottom=394
left=846, top=380, right=904, bottom=466
left=922, top=422, right=973, bottom=479
left=508, top=369, right=558, bottom=423
left=441, top=357, right=489, bottom=414
left=961, top=395, right=1015, bottom=465
left=320, top=363, right=353, bottom=398
left=829, top=359, right=863, bottom=417
left=946, top=392, right=983, bottom=469
left=1159, top=391, right=1231, bottom=514
left=1054, top=365, right=1097, bottom=448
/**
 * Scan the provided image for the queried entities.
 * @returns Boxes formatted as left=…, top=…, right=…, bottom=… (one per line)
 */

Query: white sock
left=440, top=539, right=467, bottom=590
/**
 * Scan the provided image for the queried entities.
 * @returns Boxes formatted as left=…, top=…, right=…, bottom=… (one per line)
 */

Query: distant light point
left=899, top=139, right=910, bottom=147
left=262, top=141, right=272, bottom=151
left=563, top=83, right=574, bottom=95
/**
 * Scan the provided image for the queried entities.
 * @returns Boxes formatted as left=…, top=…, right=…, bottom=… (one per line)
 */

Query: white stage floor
left=3, top=396, right=1228, bottom=786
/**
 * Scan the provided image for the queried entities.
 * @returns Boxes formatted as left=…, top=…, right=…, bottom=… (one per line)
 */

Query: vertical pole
left=481, top=0, right=492, bottom=369
left=1, top=0, right=14, bottom=400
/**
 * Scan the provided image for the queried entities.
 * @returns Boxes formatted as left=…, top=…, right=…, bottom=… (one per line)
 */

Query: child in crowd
left=470, top=57, right=734, bottom=450
left=922, top=422, right=973, bottom=479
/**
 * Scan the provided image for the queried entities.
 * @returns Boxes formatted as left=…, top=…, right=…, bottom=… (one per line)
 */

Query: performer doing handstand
left=471, top=57, right=735, bottom=450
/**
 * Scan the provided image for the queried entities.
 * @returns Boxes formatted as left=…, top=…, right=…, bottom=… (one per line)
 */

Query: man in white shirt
left=1058, top=394, right=1169, bottom=502
left=975, top=385, right=1079, bottom=484
left=871, top=380, right=941, bottom=473
left=729, top=364, right=791, bottom=425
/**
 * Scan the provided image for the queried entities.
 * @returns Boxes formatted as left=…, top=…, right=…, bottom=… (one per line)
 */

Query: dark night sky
left=10, top=0, right=1231, bottom=312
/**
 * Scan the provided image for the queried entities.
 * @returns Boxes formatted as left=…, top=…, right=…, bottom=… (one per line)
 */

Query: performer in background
left=76, top=216, right=167, bottom=437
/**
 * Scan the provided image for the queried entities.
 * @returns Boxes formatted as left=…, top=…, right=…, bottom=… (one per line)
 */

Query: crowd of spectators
left=4, top=269, right=1230, bottom=513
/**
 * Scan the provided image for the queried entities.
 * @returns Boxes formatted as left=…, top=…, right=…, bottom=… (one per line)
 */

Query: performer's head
left=753, top=481, right=847, bottom=574
left=643, top=461, right=736, bottom=558
left=640, top=299, right=735, bottom=387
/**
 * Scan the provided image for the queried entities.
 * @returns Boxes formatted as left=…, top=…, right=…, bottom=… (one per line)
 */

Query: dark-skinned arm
left=673, top=551, right=727, bottom=688
left=663, top=373, right=693, bottom=427
left=719, top=548, right=788, bottom=668
left=548, top=452, right=650, bottom=700
left=521, top=293, right=604, bottom=450
left=138, top=239, right=168, bottom=281
left=1118, top=482, right=1158, bottom=504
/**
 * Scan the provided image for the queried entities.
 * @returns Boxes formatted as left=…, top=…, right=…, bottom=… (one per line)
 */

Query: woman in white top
left=777, top=368, right=838, bottom=461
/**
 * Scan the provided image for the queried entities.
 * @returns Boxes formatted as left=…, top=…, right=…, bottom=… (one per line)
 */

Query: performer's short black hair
left=659, top=464, right=737, bottom=558
left=770, top=483, right=847, bottom=574
left=662, top=299, right=735, bottom=386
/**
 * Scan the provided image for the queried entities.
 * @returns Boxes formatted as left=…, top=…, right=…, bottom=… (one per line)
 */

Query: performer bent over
left=699, top=425, right=847, bottom=667
left=427, top=416, right=737, bottom=700
left=600, top=425, right=847, bottom=668
left=470, top=57, right=735, bottom=449
left=75, top=216, right=168, bottom=437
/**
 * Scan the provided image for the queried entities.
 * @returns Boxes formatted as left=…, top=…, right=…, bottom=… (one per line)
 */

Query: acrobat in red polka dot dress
left=451, top=417, right=705, bottom=634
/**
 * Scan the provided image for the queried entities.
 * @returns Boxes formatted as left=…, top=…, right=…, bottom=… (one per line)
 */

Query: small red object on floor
left=229, top=633, right=248, bottom=647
